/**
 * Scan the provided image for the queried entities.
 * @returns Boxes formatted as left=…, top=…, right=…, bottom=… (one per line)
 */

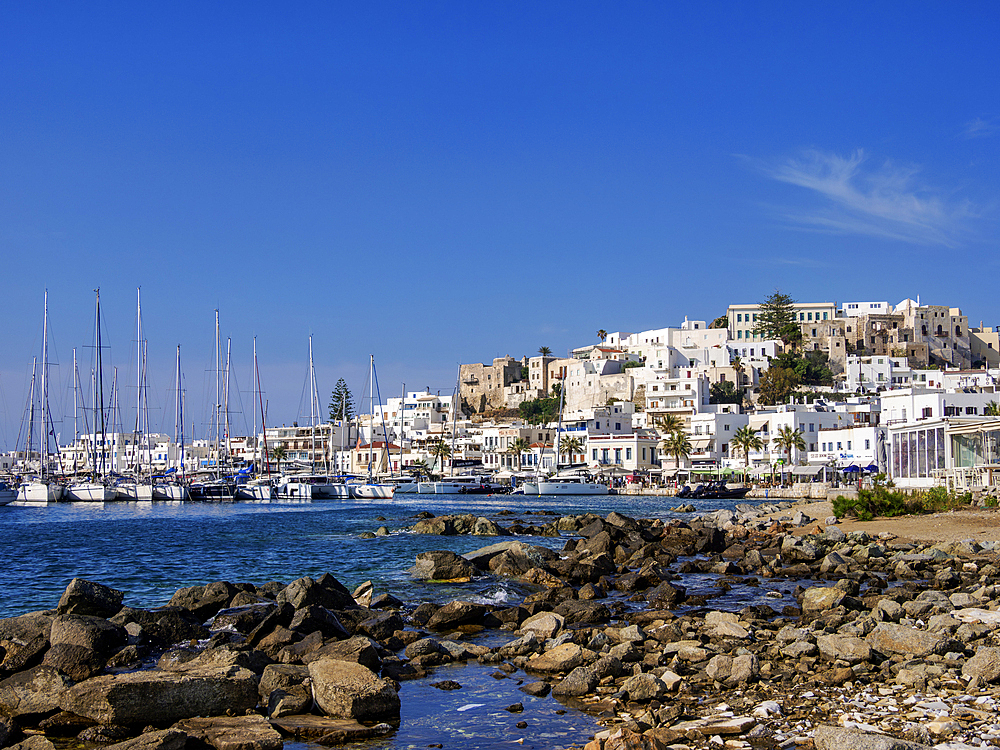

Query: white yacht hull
left=537, top=481, right=609, bottom=495
left=416, top=481, right=436, bottom=494
left=15, top=482, right=63, bottom=505
left=118, top=483, right=154, bottom=502
left=390, top=481, right=420, bottom=493
left=236, top=484, right=275, bottom=501
left=518, top=482, right=539, bottom=495
left=275, top=481, right=313, bottom=500
left=64, top=483, right=116, bottom=502
left=310, top=482, right=351, bottom=499
left=153, top=484, right=188, bottom=501
left=350, top=483, right=395, bottom=499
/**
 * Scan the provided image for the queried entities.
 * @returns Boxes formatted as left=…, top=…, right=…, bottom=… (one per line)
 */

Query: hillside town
left=9, top=293, right=1000, bottom=497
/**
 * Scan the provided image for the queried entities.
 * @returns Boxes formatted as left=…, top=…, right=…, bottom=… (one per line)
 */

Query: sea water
left=0, top=493, right=797, bottom=748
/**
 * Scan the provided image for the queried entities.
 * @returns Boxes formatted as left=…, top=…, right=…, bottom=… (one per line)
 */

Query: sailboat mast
left=309, top=335, right=316, bottom=471
left=175, top=345, right=185, bottom=478
left=369, top=354, right=374, bottom=480
left=27, top=358, right=37, bottom=474
left=41, top=292, right=49, bottom=478
left=214, top=309, right=221, bottom=471
left=254, top=338, right=270, bottom=478
left=135, top=287, right=142, bottom=475
left=224, top=337, right=231, bottom=468
left=449, top=367, right=459, bottom=478
left=94, top=289, right=106, bottom=477
left=398, top=382, right=405, bottom=478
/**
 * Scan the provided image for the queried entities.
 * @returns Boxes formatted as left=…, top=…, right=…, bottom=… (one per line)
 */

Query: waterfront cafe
left=887, top=417, right=1000, bottom=491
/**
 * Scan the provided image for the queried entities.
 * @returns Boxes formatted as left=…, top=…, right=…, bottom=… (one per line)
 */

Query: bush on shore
left=832, top=475, right=973, bottom=521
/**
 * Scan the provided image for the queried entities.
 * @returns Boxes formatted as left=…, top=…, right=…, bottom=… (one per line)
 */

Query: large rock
left=305, top=636, right=382, bottom=673
left=813, top=725, right=932, bottom=750
left=552, top=656, right=623, bottom=697
left=866, top=623, right=951, bottom=657
left=425, top=601, right=489, bottom=631
left=168, top=581, right=239, bottom=621
left=525, top=643, right=590, bottom=674
left=103, top=730, right=188, bottom=750
left=816, top=634, right=872, bottom=664
left=173, top=715, right=283, bottom=750
left=963, top=647, right=1000, bottom=683
left=409, top=551, right=475, bottom=581
left=0, top=665, right=73, bottom=716
left=620, top=672, right=668, bottom=701
left=49, top=614, right=127, bottom=656
left=518, top=612, right=564, bottom=639
left=289, top=605, right=350, bottom=640
left=57, top=579, right=124, bottom=618
left=0, top=612, right=53, bottom=673
left=801, top=587, right=847, bottom=613
left=59, top=666, right=258, bottom=724
left=259, top=663, right=310, bottom=702
left=277, top=576, right=356, bottom=612
left=308, top=657, right=400, bottom=721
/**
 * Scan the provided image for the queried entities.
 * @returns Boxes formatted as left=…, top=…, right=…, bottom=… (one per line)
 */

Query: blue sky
left=1, top=2, right=998, bottom=447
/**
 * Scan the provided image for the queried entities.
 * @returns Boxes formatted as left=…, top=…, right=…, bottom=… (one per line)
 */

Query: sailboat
left=235, top=338, right=275, bottom=501
left=16, top=291, right=64, bottom=504
left=153, top=345, right=188, bottom=500
left=537, top=377, right=608, bottom=496
left=119, top=289, right=153, bottom=501
left=349, top=355, right=395, bottom=500
left=64, top=289, right=116, bottom=503
left=188, top=311, right=235, bottom=501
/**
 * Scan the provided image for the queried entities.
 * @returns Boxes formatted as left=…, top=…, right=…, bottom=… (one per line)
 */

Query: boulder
left=168, top=582, right=238, bottom=621
left=59, top=666, right=258, bottom=724
left=525, top=643, right=590, bottom=674
left=57, top=579, right=124, bottom=618
left=308, top=657, right=400, bottom=721
left=551, top=655, right=623, bottom=697
left=553, top=600, right=611, bottom=625
left=0, top=612, right=54, bottom=673
left=425, top=601, right=489, bottom=631
left=277, top=576, right=356, bottom=612
left=620, top=672, right=667, bottom=701
left=409, top=551, right=475, bottom=581
left=963, top=646, right=1000, bottom=683
left=0, top=665, right=74, bottom=716
left=518, top=612, right=564, bottom=639
left=305, top=636, right=382, bottom=673
left=816, top=634, right=872, bottom=664
left=42, top=643, right=108, bottom=680
left=289, top=605, right=350, bottom=640
left=103, top=730, right=189, bottom=750
left=357, top=611, right=403, bottom=643
left=866, top=623, right=951, bottom=657
left=801, top=587, right=847, bottom=613
left=173, top=715, right=283, bottom=750
left=813, top=725, right=932, bottom=750
left=49, top=614, right=127, bottom=656
left=259, top=663, right=310, bottom=702
left=270, top=715, right=394, bottom=744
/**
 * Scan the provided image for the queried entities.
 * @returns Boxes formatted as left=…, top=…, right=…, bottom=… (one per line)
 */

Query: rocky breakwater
left=0, top=574, right=408, bottom=748
left=407, top=508, right=1000, bottom=750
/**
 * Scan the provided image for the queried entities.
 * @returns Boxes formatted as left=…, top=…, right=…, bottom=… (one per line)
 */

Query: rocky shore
left=4, top=501, right=1000, bottom=750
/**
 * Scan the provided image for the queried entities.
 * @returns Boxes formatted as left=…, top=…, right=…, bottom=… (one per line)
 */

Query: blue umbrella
left=842, top=464, right=861, bottom=473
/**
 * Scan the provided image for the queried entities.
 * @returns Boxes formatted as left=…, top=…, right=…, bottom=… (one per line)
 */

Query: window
left=724, top=424, right=730, bottom=431
left=809, top=423, right=815, bottom=432
left=837, top=442, right=842, bottom=450
left=823, top=312, right=828, bottom=320
left=808, top=312, right=813, bottom=321
left=865, top=439, right=870, bottom=450
left=626, top=448, right=632, bottom=460
left=737, top=330, right=742, bottom=339
left=592, top=449, right=598, bottom=460
left=812, top=329, right=817, bottom=336
left=642, top=448, right=646, bottom=460
left=615, top=423, right=621, bottom=431
left=737, top=314, right=742, bottom=322
left=800, top=313, right=805, bottom=321
left=922, top=407, right=932, bottom=418
left=967, top=407, right=978, bottom=415
left=847, top=441, right=852, bottom=450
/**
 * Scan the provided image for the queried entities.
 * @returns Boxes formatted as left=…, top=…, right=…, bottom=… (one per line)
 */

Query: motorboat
left=383, top=476, right=421, bottom=493
left=0, top=481, right=17, bottom=506
left=349, top=482, right=395, bottom=500
left=537, top=473, right=610, bottom=496
left=235, top=477, right=276, bottom=501
left=418, top=475, right=494, bottom=494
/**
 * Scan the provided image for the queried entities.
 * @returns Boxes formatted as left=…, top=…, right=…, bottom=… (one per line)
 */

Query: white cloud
left=963, top=117, right=996, bottom=139
left=757, top=149, right=978, bottom=248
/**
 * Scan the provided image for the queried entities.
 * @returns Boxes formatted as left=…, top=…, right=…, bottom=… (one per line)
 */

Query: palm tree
left=428, top=439, right=451, bottom=477
left=507, top=437, right=531, bottom=471
left=986, top=401, right=1000, bottom=417
left=538, top=346, right=552, bottom=357
left=409, top=458, right=433, bottom=479
left=271, top=445, right=287, bottom=474
left=731, top=356, right=745, bottom=393
left=653, top=413, right=683, bottom=435
left=730, top=425, right=763, bottom=467
left=658, top=431, right=691, bottom=471
left=559, top=436, right=584, bottom=465
left=772, top=425, right=806, bottom=471
left=597, top=330, right=607, bottom=343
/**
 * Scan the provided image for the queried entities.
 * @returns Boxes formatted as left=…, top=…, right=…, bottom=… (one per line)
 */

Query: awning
left=791, top=465, right=824, bottom=476
left=748, top=416, right=770, bottom=431
left=690, top=438, right=713, bottom=450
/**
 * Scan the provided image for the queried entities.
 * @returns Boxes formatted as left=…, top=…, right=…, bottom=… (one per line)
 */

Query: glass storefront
left=893, top=427, right=945, bottom=479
